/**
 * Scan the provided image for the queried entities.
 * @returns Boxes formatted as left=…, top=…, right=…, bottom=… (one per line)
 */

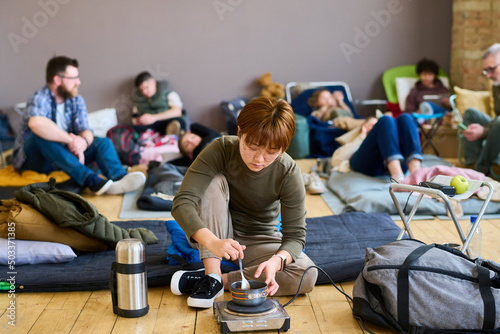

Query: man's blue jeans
left=350, top=114, right=423, bottom=177
left=132, top=116, right=186, bottom=135
left=20, top=134, right=126, bottom=186
left=463, top=108, right=500, bottom=174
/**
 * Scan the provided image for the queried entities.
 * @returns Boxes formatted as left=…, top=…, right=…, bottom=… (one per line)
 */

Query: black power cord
left=282, top=265, right=352, bottom=307
left=390, top=177, right=414, bottom=216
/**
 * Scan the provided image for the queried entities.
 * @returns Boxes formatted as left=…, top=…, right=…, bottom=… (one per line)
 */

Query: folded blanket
left=398, top=165, right=496, bottom=218
left=14, top=179, right=158, bottom=247
left=164, top=220, right=240, bottom=270
left=166, top=220, right=200, bottom=265
left=0, top=165, right=70, bottom=187
left=477, top=176, right=500, bottom=202
left=400, top=165, right=485, bottom=186
left=136, top=162, right=187, bottom=211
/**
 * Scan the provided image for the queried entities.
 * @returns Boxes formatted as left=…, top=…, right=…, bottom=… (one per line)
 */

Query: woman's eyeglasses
left=241, top=141, right=281, bottom=162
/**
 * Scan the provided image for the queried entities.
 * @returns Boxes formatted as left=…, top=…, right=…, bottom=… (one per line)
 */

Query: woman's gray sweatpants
left=188, top=174, right=318, bottom=296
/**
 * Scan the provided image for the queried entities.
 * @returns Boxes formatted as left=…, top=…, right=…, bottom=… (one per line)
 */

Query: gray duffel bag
left=352, top=239, right=500, bottom=333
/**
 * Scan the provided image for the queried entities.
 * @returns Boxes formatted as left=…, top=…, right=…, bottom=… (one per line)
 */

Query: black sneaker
left=85, top=174, right=113, bottom=196
left=187, top=275, right=224, bottom=308
left=170, top=268, right=205, bottom=296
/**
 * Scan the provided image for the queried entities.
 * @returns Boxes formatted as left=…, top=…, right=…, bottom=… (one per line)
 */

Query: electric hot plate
left=213, top=298, right=290, bottom=333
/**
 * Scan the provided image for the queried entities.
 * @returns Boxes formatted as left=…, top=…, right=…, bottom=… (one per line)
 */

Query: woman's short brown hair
left=237, top=97, right=295, bottom=152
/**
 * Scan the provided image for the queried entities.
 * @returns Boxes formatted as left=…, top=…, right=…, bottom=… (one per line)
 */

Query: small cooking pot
left=230, top=280, right=268, bottom=307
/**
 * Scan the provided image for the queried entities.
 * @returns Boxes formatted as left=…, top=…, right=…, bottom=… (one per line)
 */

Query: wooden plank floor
left=1, top=158, right=498, bottom=333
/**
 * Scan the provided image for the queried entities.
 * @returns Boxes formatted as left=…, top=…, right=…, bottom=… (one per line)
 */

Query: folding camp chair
left=382, top=65, right=450, bottom=156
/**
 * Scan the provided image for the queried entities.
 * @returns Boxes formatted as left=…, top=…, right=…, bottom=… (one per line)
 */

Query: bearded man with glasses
left=462, top=43, right=500, bottom=174
left=11, top=56, right=145, bottom=195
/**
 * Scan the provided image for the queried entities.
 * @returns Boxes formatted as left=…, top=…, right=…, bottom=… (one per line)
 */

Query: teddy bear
left=256, top=72, right=285, bottom=99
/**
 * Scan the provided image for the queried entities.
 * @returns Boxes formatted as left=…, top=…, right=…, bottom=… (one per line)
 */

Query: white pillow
left=395, top=77, right=419, bottom=111
left=395, top=77, right=450, bottom=111
left=0, top=238, right=77, bottom=265
left=88, top=108, right=118, bottom=137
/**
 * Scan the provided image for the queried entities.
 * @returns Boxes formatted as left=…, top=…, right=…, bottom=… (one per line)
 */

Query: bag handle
left=478, top=263, right=496, bottom=329
left=398, top=245, right=497, bottom=331
left=397, top=244, right=434, bottom=330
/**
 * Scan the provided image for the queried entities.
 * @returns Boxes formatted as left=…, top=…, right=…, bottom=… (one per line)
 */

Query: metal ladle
left=238, top=257, right=250, bottom=290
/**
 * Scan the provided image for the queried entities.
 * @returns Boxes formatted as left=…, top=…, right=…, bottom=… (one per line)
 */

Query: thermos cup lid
left=115, top=238, right=146, bottom=264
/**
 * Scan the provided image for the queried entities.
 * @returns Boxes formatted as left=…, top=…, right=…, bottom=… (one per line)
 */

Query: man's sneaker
left=308, top=171, right=325, bottom=195
left=106, top=171, right=146, bottom=195
left=187, top=275, right=224, bottom=308
left=85, top=174, right=113, bottom=196
left=170, top=268, right=205, bottom=296
left=166, top=120, right=181, bottom=137
left=302, top=173, right=310, bottom=189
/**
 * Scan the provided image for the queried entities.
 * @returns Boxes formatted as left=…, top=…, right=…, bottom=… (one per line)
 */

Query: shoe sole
left=170, top=268, right=205, bottom=296
left=309, top=188, right=325, bottom=195
left=309, top=182, right=325, bottom=194
left=187, top=288, right=224, bottom=308
left=106, top=172, right=146, bottom=195
left=94, top=179, right=113, bottom=196
left=166, top=121, right=181, bottom=136
left=308, top=177, right=326, bottom=195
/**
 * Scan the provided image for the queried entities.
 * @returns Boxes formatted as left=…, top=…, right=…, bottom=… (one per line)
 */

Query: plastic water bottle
left=466, top=215, right=482, bottom=259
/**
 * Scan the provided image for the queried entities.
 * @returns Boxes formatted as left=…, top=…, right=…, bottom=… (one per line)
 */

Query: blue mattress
left=1, top=213, right=402, bottom=291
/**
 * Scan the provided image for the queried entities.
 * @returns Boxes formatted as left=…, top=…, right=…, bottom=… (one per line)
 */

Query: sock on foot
left=207, top=273, right=222, bottom=283
left=85, top=174, right=112, bottom=194
left=392, top=173, right=405, bottom=182
left=112, top=174, right=127, bottom=182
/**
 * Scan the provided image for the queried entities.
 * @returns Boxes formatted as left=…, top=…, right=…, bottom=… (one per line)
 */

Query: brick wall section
left=451, top=0, right=496, bottom=91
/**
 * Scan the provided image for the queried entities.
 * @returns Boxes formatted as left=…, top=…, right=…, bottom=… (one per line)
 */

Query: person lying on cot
left=308, top=88, right=353, bottom=122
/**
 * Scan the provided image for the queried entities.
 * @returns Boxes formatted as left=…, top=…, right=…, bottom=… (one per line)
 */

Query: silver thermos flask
left=110, top=238, right=149, bottom=317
